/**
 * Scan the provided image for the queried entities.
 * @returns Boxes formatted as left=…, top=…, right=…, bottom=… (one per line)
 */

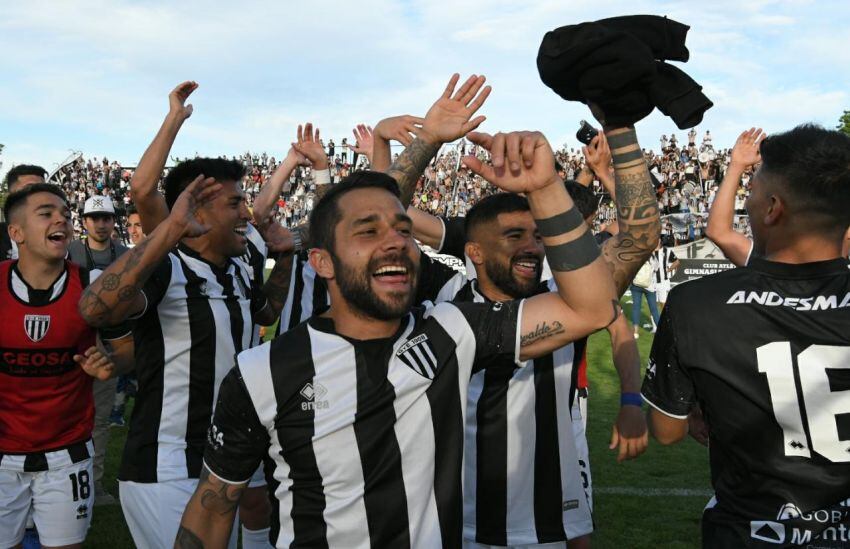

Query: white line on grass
left=595, top=487, right=712, bottom=497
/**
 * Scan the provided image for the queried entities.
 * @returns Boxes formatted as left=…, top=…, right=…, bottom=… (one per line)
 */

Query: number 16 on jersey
left=757, top=343, right=850, bottom=463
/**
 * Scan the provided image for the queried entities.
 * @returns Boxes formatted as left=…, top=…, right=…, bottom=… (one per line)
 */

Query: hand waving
left=169, top=175, right=222, bottom=238
left=75, top=346, right=115, bottom=381
left=169, top=81, right=199, bottom=121
left=292, top=123, right=329, bottom=170
left=374, top=115, right=424, bottom=146
left=462, top=131, right=559, bottom=194
left=349, top=124, right=375, bottom=156
left=730, top=128, right=764, bottom=170
left=419, top=74, right=491, bottom=144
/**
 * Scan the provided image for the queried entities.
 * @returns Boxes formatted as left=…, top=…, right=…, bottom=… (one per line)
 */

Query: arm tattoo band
left=544, top=230, right=601, bottom=271
left=535, top=207, right=585, bottom=237
left=605, top=128, right=638, bottom=149
left=611, top=149, right=645, bottom=164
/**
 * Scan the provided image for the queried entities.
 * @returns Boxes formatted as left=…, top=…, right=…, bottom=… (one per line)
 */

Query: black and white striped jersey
left=204, top=300, right=524, bottom=548
left=274, top=251, right=330, bottom=337
left=241, top=223, right=269, bottom=347
left=651, top=247, right=678, bottom=286
left=118, top=243, right=266, bottom=483
left=433, top=271, right=593, bottom=544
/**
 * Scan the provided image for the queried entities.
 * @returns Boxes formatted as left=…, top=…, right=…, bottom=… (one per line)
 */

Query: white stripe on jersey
left=157, top=254, right=193, bottom=479
left=307, top=325, right=372, bottom=548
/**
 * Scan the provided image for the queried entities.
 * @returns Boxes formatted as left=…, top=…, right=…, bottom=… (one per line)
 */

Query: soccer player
left=1, top=165, right=47, bottom=260
left=0, top=184, right=124, bottom=549
left=642, top=124, right=850, bottom=547
left=78, top=162, right=293, bottom=547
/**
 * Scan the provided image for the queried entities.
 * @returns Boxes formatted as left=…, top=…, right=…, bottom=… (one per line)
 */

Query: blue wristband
left=620, top=392, right=643, bottom=407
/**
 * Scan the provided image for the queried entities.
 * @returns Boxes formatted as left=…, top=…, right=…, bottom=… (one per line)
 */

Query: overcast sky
left=2, top=0, right=848, bottom=178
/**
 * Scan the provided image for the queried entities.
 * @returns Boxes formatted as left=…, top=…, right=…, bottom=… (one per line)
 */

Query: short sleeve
left=136, top=256, right=173, bottom=317
left=438, top=216, right=467, bottom=259
left=203, top=367, right=270, bottom=483
left=416, top=251, right=464, bottom=305
left=641, top=297, right=695, bottom=418
left=451, top=299, right=523, bottom=372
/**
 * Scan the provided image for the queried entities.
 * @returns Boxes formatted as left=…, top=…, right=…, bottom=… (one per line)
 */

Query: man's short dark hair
left=4, top=183, right=67, bottom=221
left=759, top=123, right=850, bottom=231
left=126, top=204, right=139, bottom=217
left=4, top=164, right=47, bottom=193
left=163, top=158, right=246, bottom=210
left=309, top=171, right=401, bottom=252
left=465, top=193, right=530, bottom=240
left=564, top=180, right=598, bottom=220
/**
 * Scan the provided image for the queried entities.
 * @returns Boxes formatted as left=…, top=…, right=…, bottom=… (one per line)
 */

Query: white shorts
left=0, top=458, right=94, bottom=547
left=570, top=390, right=593, bottom=512
left=119, top=465, right=263, bottom=548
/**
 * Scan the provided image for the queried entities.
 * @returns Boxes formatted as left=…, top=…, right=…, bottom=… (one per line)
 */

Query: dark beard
left=483, top=254, right=541, bottom=299
left=332, top=253, right=416, bottom=321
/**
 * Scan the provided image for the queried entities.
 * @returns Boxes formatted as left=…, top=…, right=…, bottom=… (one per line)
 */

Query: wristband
left=535, top=207, right=585, bottom=237
left=313, top=169, right=331, bottom=185
left=620, top=392, right=643, bottom=407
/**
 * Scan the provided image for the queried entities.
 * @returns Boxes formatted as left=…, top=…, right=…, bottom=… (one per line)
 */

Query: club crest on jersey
left=24, top=314, right=50, bottom=342
left=396, top=334, right=438, bottom=379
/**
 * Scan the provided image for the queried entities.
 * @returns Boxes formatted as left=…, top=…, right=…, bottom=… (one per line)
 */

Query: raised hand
left=292, top=123, right=329, bottom=170
left=284, top=144, right=310, bottom=168
left=75, top=346, right=115, bottom=381
left=257, top=212, right=296, bottom=256
left=349, top=124, right=375, bottom=156
left=419, top=74, right=491, bottom=144
left=169, top=81, right=199, bottom=121
left=169, top=175, right=222, bottom=238
left=729, top=128, right=764, bottom=170
left=583, top=132, right=612, bottom=176
left=462, top=131, right=559, bottom=194
left=374, top=115, right=424, bottom=146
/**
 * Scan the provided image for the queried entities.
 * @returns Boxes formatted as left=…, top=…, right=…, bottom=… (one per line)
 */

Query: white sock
left=241, top=526, right=272, bottom=549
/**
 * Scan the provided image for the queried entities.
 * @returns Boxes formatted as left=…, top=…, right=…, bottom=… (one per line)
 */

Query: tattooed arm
left=132, top=81, right=198, bottom=234
left=79, top=176, right=222, bottom=327
left=600, top=126, right=662, bottom=297
left=387, top=73, right=491, bottom=208
left=463, top=130, right=618, bottom=361
left=175, top=467, right=245, bottom=548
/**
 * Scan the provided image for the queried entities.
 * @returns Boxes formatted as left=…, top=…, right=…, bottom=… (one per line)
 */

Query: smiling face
left=9, top=192, right=72, bottom=261
left=197, top=179, right=252, bottom=258
left=126, top=213, right=144, bottom=245
left=470, top=210, right=544, bottom=299
left=321, top=187, right=419, bottom=320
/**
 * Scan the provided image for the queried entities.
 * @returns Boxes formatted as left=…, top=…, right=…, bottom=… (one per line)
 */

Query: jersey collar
left=9, top=260, right=69, bottom=306
left=748, top=256, right=850, bottom=278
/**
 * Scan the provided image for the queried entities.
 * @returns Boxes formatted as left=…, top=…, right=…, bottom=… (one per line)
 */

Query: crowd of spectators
left=34, top=128, right=753, bottom=248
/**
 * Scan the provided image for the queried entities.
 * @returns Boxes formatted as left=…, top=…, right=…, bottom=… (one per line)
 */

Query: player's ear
left=310, top=248, right=334, bottom=279
left=465, top=241, right=484, bottom=266
left=764, top=195, right=784, bottom=227
left=8, top=220, right=25, bottom=245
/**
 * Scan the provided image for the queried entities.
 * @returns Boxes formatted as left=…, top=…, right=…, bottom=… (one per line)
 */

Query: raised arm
left=252, top=146, right=306, bottom=226
left=706, top=128, right=763, bottom=266
left=291, top=123, right=331, bottom=200
left=372, top=115, right=423, bottom=172
left=387, top=73, right=491, bottom=208
left=463, top=130, right=618, bottom=360
left=131, top=81, right=198, bottom=233
left=599, top=126, right=661, bottom=296
left=79, top=176, right=221, bottom=327
left=349, top=124, right=375, bottom=166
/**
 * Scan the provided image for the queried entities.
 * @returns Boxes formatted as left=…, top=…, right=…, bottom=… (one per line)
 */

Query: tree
left=839, top=111, right=850, bottom=136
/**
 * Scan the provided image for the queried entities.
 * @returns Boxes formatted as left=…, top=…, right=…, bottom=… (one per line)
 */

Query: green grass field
left=84, top=294, right=711, bottom=548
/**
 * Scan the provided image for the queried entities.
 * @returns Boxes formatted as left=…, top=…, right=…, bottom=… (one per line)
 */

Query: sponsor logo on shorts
left=76, top=504, right=89, bottom=520
left=562, top=499, right=579, bottom=511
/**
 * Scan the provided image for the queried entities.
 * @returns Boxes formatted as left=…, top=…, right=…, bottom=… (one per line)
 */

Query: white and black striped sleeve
left=136, top=256, right=174, bottom=318
left=416, top=251, right=465, bottom=304
left=438, top=216, right=466, bottom=259
left=452, top=299, right=524, bottom=372
left=203, top=367, right=269, bottom=483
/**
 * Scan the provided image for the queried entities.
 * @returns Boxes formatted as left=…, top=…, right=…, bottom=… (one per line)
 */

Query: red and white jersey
left=0, top=260, right=96, bottom=455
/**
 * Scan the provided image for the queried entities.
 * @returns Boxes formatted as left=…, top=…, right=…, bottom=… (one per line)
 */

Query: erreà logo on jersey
left=24, top=314, right=50, bottom=343
left=396, top=334, right=438, bottom=379
left=300, top=382, right=329, bottom=411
